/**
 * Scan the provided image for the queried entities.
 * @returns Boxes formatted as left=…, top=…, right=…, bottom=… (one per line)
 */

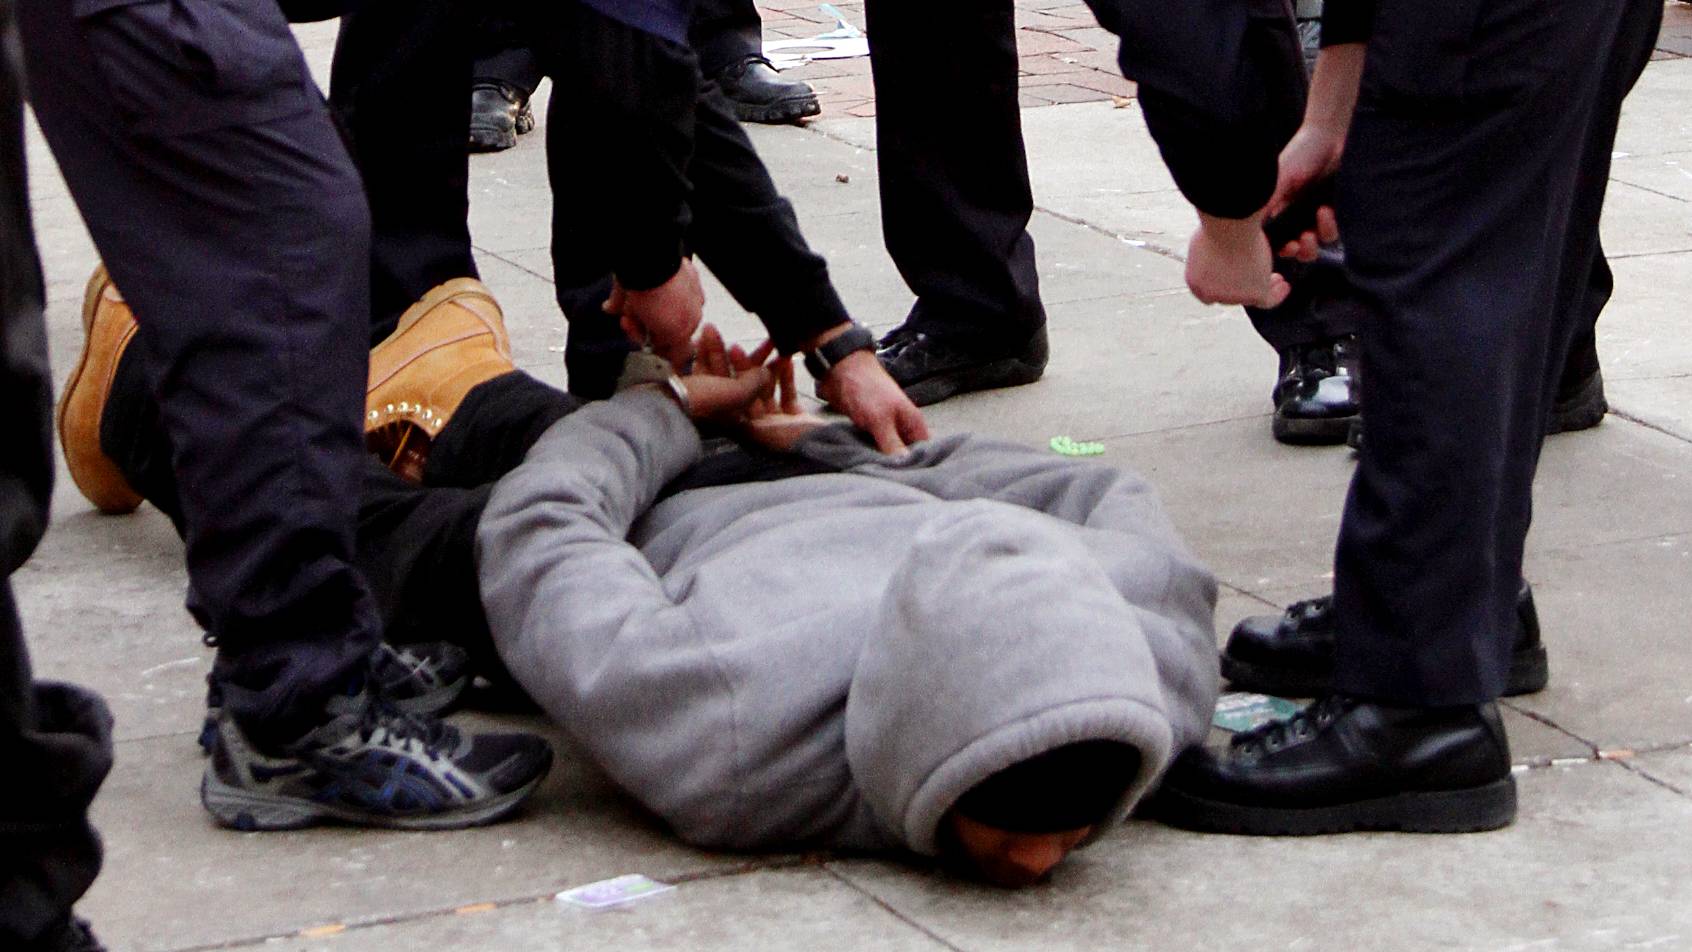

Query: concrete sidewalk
left=16, top=6, right=1692, bottom=951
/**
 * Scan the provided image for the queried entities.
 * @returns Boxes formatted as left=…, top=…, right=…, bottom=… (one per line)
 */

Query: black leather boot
left=1348, top=367, right=1606, bottom=450
left=468, top=81, right=535, bottom=153
left=876, top=325, right=1048, bottom=407
left=714, top=55, right=820, bottom=124
left=1146, top=696, right=1516, bottom=835
left=1223, top=582, right=1549, bottom=698
left=1272, top=335, right=1361, bottom=445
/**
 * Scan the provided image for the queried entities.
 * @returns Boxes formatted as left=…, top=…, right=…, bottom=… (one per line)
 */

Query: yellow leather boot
left=366, top=278, right=514, bottom=481
left=57, top=264, right=143, bottom=514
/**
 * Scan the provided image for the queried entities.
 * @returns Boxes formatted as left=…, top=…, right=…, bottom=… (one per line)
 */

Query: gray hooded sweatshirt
left=477, top=389, right=1218, bottom=856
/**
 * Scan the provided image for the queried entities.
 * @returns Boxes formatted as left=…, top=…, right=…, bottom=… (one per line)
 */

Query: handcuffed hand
left=688, top=324, right=828, bottom=452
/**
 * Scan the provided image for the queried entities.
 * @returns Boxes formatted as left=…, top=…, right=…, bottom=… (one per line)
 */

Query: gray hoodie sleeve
left=475, top=389, right=754, bottom=846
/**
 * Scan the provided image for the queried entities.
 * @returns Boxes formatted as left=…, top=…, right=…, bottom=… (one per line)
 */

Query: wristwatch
left=802, top=323, right=877, bottom=380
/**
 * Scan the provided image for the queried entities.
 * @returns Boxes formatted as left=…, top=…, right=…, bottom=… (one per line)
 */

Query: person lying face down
left=472, top=329, right=1220, bottom=886
left=94, top=295, right=1219, bottom=885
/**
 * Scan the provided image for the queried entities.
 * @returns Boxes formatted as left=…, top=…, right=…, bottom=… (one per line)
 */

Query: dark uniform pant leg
left=332, top=0, right=479, bottom=341
left=0, top=8, right=112, bottom=939
left=17, top=0, right=383, bottom=747
left=689, top=0, right=763, bottom=78
left=1330, top=0, right=1661, bottom=705
left=0, top=590, right=113, bottom=946
left=863, top=0, right=1045, bottom=344
left=473, top=13, right=546, bottom=97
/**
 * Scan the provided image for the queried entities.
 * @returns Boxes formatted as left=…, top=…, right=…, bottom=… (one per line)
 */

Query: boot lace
left=1231, top=695, right=1355, bottom=756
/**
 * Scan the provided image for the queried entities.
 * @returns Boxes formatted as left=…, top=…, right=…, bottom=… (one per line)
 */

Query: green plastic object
left=1049, top=435, right=1105, bottom=457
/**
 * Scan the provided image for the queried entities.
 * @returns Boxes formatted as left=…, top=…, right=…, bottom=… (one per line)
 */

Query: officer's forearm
left=1304, top=43, right=1366, bottom=140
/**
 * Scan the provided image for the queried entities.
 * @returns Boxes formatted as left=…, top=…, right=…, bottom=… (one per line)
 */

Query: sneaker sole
left=1222, top=642, right=1550, bottom=699
left=1148, top=776, right=1517, bottom=835
left=200, top=753, right=550, bottom=832
left=900, top=356, right=1046, bottom=408
left=1271, top=410, right=1357, bottom=446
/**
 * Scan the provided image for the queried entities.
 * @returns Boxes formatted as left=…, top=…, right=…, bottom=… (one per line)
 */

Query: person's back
left=478, top=389, right=1220, bottom=864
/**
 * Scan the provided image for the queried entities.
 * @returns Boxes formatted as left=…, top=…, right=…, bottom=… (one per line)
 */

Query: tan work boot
left=57, top=264, right=143, bottom=514
left=366, top=278, right=514, bottom=481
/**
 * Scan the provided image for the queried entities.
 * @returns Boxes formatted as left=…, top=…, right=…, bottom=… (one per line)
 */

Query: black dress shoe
left=714, top=55, right=821, bottom=124
left=1224, top=582, right=1549, bottom=698
left=876, top=325, right=1048, bottom=407
left=1146, top=696, right=1516, bottom=835
left=468, top=81, right=535, bottom=153
left=1347, top=367, right=1606, bottom=450
left=1272, top=335, right=1360, bottom=445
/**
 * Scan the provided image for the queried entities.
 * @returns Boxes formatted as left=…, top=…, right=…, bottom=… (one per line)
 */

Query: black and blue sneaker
left=198, top=640, right=472, bottom=754
left=201, top=689, right=551, bottom=831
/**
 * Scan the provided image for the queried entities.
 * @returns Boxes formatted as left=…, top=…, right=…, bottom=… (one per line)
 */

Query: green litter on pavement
left=1049, top=435, right=1105, bottom=457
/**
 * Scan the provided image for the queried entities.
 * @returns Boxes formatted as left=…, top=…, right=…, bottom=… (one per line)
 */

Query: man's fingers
left=867, top=415, right=908, bottom=455
left=1296, top=232, right=1320, bottom=264
left=699, top=324, right=728, bottom=376
left=748, top=339, right=775, bottom=366
left=778, top=357, right=800, bottom=415
left=1317, top=206, right=1341, bottom=244
left=898, top=403, right=931, bottom=444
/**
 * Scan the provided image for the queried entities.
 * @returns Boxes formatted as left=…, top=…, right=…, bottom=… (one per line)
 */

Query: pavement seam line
left=472, top=245, right=557, bottom=285
left=164, top=856, right=823, bottom=952
left=1615, top=759, right=1692, bottom=799
left=822, top=866, right=970, bottom=952
left=1607, top=406, right=1692, bottom=445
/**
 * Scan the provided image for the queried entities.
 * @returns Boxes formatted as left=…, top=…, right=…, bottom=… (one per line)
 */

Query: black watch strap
left=803, top=324, right=876, bottom=380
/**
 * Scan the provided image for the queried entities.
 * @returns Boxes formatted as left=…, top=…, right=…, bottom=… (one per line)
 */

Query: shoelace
left=1288, top=595, right=1332, bottom=623
left=352, top=696, right=453, bottom=755
left=1231, top=695, right=1356, bottom=755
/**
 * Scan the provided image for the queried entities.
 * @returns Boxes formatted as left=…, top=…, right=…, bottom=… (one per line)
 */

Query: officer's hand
left=604, top=258, right=705, bottom=368
left=818, top=351, right=929, bottom=455
left=1186, top=211, right=1290, bottom=309
left=1269, top=124, right=1345, bottom=220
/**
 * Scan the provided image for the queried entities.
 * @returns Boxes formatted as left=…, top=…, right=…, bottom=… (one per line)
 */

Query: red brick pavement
left=760, top=1, right=1692, bottom=119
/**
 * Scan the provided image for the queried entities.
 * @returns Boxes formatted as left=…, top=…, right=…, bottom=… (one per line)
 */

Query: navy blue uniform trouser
left=1330, top=0, right=1661, bottom=704
left=1, top=5, right=112, bottom=940
left=16, top=0, right=383, bottom=746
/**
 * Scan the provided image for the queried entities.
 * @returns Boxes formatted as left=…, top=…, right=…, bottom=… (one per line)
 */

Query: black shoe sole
left=899, top=354, right=1046, bottom=408
left=1147, top=776, right=1516, bottom=835
left=468, top=107, right=535, bottom=154
left=1272, top=411, right=1357, bottom=446
left=468, top=129, right=517, bottom=153
left=1222, top=641, right=1550, bottom=698
left=731, top=96, right=822, bottom=125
